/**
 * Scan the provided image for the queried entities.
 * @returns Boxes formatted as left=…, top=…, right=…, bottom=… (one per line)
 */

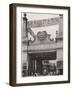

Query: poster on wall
left=9, top=3, right=70, bottom=86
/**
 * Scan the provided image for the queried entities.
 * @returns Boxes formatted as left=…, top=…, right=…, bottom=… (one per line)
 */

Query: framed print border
left=9, top=3, right=70, bottom=86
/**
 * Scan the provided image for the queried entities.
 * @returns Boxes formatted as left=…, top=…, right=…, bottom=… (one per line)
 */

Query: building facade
left=21, top=14, right=63, bottom=77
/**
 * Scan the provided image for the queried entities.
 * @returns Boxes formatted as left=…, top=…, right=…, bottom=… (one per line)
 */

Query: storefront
left=21, top=14, right=63, bottom=77
left=28, top=51, right=56, bottom=76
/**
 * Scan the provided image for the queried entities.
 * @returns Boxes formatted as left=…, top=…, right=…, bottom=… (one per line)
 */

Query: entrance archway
left=28, top=51, right=56, bottom=76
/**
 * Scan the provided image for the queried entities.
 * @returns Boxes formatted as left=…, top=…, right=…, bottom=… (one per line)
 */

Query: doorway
left=28, top=51, right=56, bottom=76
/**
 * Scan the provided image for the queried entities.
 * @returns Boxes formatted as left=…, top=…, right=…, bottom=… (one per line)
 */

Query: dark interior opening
left=28, top=51, right=56, bottom=76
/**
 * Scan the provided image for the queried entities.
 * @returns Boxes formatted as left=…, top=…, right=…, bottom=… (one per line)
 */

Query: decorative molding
left=37, top=31, right=47, bottom=41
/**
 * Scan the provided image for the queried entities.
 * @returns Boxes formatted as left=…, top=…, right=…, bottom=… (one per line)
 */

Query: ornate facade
left=21, top=14, right=63, bottom=77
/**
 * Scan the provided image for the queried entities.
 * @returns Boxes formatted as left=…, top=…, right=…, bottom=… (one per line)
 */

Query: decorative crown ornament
left=37, top=31, right=47, bottom=41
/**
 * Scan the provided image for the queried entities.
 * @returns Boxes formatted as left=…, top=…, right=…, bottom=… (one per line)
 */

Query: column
left=56, top=15, right=63, bottom=73
left=22, top=13, right=28, bottom=76
left=59, top=14, right=63, bottom=37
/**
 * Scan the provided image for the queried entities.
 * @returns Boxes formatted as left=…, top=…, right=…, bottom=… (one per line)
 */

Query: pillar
left=56, top=15, right=63, bottom=71
left=22, top=13, right=28, bottom=76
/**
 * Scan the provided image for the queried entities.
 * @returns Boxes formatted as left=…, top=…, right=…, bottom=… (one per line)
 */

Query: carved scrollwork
left=37, top=31, right=47, bottom=41
left=27, top=28, right=36, bottom=43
